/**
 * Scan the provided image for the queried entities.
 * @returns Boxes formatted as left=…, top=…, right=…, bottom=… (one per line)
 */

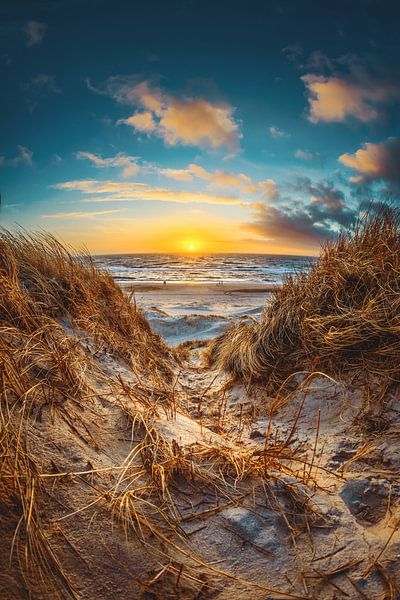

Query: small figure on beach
left=163, top=280, right=167, bottom=285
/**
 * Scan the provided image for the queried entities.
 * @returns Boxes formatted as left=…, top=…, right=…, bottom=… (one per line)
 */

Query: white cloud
left=268, top=126, right=290, bottom=139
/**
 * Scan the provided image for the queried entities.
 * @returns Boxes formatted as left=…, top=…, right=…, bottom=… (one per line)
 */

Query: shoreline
left=119, top=281, right=279, bottom=294
left=119, top=281, right=275, bottom=345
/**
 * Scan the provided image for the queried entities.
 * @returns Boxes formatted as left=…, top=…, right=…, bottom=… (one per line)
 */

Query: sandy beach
left=120, top=281, right=275, bottom=344
left=2, top=220, right=400, bottom=600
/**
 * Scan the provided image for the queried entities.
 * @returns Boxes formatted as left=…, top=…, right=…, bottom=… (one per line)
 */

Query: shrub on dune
left=0, top=230, right=177, bottom=597
left=0, top=229, right=175, bottom=383
left=209, top=207, right=400, bottom=397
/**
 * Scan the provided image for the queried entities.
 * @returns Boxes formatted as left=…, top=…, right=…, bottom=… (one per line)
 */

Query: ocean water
left=93, top=253, right=315, bottom=285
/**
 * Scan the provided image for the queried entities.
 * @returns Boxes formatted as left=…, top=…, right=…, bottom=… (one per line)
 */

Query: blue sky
left=1, top=0, right=400, bottom=254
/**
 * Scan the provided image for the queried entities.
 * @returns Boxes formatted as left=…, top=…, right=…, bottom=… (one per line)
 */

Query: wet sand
left=119, top=281, right=276, bottom=310
left=119, top=281, right=276, bottom=345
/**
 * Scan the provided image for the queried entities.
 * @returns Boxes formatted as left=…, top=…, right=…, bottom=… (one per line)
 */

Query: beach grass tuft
left=209, top=207, right=400, bottom=400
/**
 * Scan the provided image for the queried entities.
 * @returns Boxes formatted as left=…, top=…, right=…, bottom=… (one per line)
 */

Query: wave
left=93, top=253, right=315, bottom=285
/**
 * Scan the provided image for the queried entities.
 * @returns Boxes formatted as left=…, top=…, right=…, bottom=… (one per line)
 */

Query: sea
left=93, top=253, right=315, bottom=285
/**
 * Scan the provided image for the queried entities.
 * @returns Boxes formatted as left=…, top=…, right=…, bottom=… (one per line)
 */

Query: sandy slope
left=117, top=282, right=400, bottom=599
left=173, top=344, right=400, bottom=599
left=3, top=284, right=400, bottom=599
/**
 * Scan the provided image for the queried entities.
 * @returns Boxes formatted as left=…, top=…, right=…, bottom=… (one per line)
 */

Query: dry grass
left=0, top=229, right=315, bottom=599
left=209, top=207, right=400, bottom=399
left=0, top=229, right=176, bottom=384
left=0, top=230, right=177, bottom=598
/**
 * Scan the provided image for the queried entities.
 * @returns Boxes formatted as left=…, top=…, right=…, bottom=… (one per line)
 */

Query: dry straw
left=209, top=206, right=400, bottom=401
left=0, top=228, right=313, bottom=599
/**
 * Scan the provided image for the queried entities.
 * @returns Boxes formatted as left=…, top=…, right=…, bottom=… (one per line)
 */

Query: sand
left=4, top=276, right=400, bottom=599
left=120, top=281, right=274, bottom=345
left=25, top=326, right=399, bottom=600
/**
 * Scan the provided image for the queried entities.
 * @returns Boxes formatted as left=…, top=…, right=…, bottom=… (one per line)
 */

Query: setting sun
left=188, top=243, right=196, bottom=252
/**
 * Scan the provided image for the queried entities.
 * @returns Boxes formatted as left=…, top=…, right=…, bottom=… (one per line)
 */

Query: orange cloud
left=76, top=151, right=139, bottom=177
left=160, top=163, right=274, bottom=195
left=301, top=75, right=384, bottom=123
left=41, top=209, right=122, bottom=219
left=54, top=179, right=246, bottom=206
left=158, top=98, right=240, bottom=150
left=117, top=82, right=241, bottom=152
left=122, top=111, right=156, bottom=132
left=339, top=137, right=400, bottom=183
left=245, top=179, right=278, bottom=198
left=159, top=168, right=194, bottom=182
left=132, top=82, right=164, bottom=114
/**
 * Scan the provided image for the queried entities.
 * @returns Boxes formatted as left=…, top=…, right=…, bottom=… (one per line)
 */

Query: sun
left=187, top=243, right=196, bottom=252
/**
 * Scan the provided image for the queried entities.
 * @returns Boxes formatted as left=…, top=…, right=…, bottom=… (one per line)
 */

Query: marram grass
left=209, top=207, right=400, bottom=400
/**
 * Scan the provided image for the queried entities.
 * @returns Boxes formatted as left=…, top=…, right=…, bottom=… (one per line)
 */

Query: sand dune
left=2, top=217, right=400, bottom=599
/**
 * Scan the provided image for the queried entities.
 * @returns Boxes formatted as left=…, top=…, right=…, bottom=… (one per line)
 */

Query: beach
left=2, top=220, right=400, bottom=600
left=120, top=281, right=274, bottom=344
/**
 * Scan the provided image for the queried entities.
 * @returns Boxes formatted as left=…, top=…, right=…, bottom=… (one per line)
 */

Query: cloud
left=158, top=99, right=240, bottom=150
left=26, top=74, right=61, bottom=95
left=76, top=151, right=139, bottom=177
left=245, top=179, right=278, bottom=199
left=187, top=164, right=252, bottom=191
left=23, top=21, right=46, bottom=47
left=0, top=146, right=34, bottom=167
left=186, top=164, right=209, bottom=179
left=90, top=77, right=241, bottom=151
left=53, top=179, right=246, bottom=206
left=295, top=149, right=313, bottom=160
left=302, top=74, right=389, bottom=123
left=294, top=149, right=322, bottom=163
left=302, top=50, right=334, bottom=72
left=301, top=56, right=400, bottom=124
left=123, top=111, right=156, bottom=132
left=41, top=209, right=122, bottom=219
left=158, top=163, right=276, bottom=196
left=243, top=204, right=333, bottom=248
left=243, top=177, right=356, bottom=249
left=294, top=177, right=353, bottom=226
left=14, top=146, right=33, bottom=166
left=339, top=137, right=400, bottom=184
left=282, top=43, right=303, bottom=63
left=159, top=168, right=194, bottom=182
left=268, top=126, right=289, bottom=139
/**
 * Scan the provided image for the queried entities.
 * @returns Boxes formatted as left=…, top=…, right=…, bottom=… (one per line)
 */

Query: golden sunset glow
left=187, top=243, right=196, bottom=252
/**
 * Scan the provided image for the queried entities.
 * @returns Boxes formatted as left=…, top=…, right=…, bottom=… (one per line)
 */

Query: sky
left=1, top=0, right=400, bottom=255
